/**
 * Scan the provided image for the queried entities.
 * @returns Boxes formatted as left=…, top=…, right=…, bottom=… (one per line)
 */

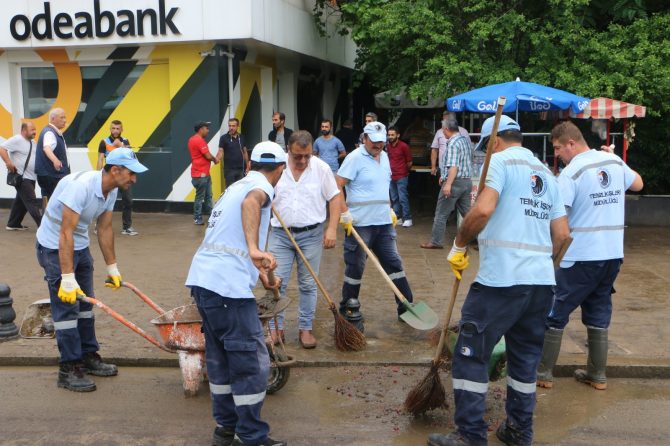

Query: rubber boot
left=57, top=361, right=96, bottom=392
left=536, top=328, right=564, bottom=389
left=82, top=352, right=118, bottom=376
left=574, top=327, right=608, bottom=390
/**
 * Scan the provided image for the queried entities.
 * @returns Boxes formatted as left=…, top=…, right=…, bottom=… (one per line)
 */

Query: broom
left=405, top=277, right=460, bottom=414
left=271, top=206, right=366, bottom=352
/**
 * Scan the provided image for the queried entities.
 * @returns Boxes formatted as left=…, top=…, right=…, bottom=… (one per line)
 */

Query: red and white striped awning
left=571, top=97, right=646, bottom=119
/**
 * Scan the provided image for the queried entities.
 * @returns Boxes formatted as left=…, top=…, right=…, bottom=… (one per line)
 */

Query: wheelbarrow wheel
left=267, top=348, right=290, bottom=394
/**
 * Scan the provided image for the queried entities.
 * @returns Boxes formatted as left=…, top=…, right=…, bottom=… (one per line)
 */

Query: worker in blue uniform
left=36, top=147, right=148, bottom=392
left=537, top=121, right=643, bottom=391
left=428, top=115, right=570, bottom=446
left=186, top=141, right=288, bottom=446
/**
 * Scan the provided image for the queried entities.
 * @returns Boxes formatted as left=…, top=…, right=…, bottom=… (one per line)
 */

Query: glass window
left=21, top=64, right=147, bottom=146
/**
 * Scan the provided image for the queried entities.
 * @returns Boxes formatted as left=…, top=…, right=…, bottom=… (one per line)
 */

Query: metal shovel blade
left=399, top=301, right=439, bottom=330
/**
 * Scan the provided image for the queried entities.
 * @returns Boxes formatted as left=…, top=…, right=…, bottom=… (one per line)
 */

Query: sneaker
left=213, top=426, right=235, bottom=446
left=427, top=431, right=471, bottom=446
left=495, top=422, right=531, bottom=446
left=194, top=217, right=204, bottom=225
left=402, top=219, right=413, bottom=227
left=121, top=227, right=139, bottom=236
left=232, top=437, right=286, bottom=446
left=57, top=362, right=96, bottom=392
left=5, top=225, right=28, bottom=231
left=81, top=352, right=118, bottom=377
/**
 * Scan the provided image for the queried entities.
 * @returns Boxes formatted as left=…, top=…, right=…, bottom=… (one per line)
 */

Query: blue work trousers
left=452, top=282, right=553, bottom=445
left=268, top=224, right=324, bottom=330
left=191, top=287, right=271, bottom=446
left=389, top=176, right=411, bottom=221
left=192, top=176, right=213, bottom=220
left=547, top=259, right=622, bottom=330
left=36, top=242, right=99, bottom=363
left=340, top=224, right=413, bottom=316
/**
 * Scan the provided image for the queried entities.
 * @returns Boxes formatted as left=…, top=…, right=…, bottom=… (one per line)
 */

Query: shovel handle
left=78, top=295, right=175, bottom=353
left=266, top=270, right=281, bottom=301
left=119, top=281, right=166, bottom=315
left=271, top=207, right=337, bottom=308
left=434, top=277, right=461, bottom=364
left=477, top=97, right=506, bottom=194
left=349, top=226, right=410, bottom=305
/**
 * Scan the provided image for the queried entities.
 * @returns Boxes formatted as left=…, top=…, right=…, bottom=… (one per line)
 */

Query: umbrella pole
left=623, top=119, right=628, bottom=163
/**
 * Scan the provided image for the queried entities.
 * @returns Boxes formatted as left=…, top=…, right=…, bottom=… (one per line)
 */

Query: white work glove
left=339, top=211, right=354, bottom=236
left=105, top=263, right=123, bottom=290
left=58, top=273, right=83, bottom=304
left=447, top=241, right=469, bottom=280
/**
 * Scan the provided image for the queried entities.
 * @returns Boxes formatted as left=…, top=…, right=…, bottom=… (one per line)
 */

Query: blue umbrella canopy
left=447, top=79, right=589, bottom=114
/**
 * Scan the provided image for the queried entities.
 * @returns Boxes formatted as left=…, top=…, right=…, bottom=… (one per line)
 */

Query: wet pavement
left=1, top=212, right=668, bottom=375
left=1, top=366, right=669, bottom=445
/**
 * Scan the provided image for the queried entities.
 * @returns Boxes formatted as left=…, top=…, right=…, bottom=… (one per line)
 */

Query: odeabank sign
left=10, top=0, right=180, bottom=41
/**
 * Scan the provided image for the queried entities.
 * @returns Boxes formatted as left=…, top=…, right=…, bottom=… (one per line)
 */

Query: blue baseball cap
left=250, top=141, right=287, bottom=164
left=105, top=147, right=148, bottom=173
left=475, top=115, right=521, bottom=151
left=363, top=121, right=387, bottom=143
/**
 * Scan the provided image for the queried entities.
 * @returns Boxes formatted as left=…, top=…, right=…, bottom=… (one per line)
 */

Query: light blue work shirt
left=476, top=147, right=566, bottom=287
left=36, top=171, right=117, bottom=250
left=185, top=171, right=275, bottom=299
left=313, top=135, right=345, bottom=172
left=337, top=146, right=392, bottom=226
left=558, top=149, right=636, bottom=263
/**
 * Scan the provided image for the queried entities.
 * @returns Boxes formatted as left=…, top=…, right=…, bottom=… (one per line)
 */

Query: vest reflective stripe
left=571, top=225, right=625, bottom=233
left=479, top=239, right=552, bottom=253
left=388, top=271, right=406, bottom=280
left=44, top=211, right=88, bottom=236
left=78, top=311, right=93, bottom=319
left=504, top=159, right=551, bottom=174
left=343, top=275, right=362, bottom=285
left=209, top=383, right=232, bottom=395
left=198, top=243, right=249, bottom=259
left=507, top=376, right=536, bottom=394
left=233, top=390, right=266, bottom=406
left=54, top=320, right=78, bottom=330
left=346, top=200, right=389, bottom=207
left=570, top=159, right=623, bottom=181
left=452, top=378, right=488, bottom=393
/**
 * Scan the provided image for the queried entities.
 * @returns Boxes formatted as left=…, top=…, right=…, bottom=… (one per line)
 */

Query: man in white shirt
left=0, top=122, right=42, bottom=230
left=268, top=130, right=343, bottom=348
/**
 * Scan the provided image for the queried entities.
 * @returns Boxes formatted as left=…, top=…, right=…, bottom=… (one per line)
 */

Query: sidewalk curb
left=2, top=356, right=670, bottom=379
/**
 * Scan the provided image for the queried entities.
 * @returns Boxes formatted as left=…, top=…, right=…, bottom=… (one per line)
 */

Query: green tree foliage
left=314, top=0, right=670, bottom=192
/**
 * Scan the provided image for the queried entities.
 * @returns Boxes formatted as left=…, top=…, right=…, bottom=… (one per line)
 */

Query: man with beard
left=386, top=126, right=413, bottom=227
left=268, top=112, right=293, bottom=152
left=313, top=119, right=346, bottom=174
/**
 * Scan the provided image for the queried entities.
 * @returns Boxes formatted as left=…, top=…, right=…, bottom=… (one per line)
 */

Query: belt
left=287, top=223, right=319, bottom=233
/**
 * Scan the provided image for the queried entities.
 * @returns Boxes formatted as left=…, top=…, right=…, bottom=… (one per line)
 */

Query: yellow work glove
left=104, top=263, right=122, bottom=290
left=389, top=208, right=398, bottom=227
left=339, top=210, right=354, bottom=236
left=447, top=241, right=469, bottom=280
left=58, top=273, right=83, bottom=304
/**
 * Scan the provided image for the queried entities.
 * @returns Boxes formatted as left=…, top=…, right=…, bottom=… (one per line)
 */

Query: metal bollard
left=0, top=283, right=20, bottom=341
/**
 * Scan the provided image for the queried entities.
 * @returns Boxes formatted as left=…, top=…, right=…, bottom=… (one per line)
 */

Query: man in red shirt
left=188, top=121, right=219, bottom=225
left=387, top=126, right=413, bottom=227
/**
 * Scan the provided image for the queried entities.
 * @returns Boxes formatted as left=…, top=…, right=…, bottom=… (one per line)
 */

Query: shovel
left=349, top=227, right=438, bottom=330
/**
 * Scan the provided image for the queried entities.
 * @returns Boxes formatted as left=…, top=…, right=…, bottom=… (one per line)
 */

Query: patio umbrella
left=447, top=78, right=590, bottom=119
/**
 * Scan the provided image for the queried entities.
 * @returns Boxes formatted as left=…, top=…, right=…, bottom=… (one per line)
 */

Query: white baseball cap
left=363, top=121, right=387, bottom=143
left=250, top=141, right=288, bottom=164
left=475, top=115, right=521, bottom=152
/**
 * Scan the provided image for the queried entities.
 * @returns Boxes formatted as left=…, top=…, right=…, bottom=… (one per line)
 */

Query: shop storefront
left=0, top=0, right=355, bottom=205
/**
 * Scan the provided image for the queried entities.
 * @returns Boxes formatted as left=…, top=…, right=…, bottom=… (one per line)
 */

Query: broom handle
left=350, top=226, right=410, bottom=305
left=434, top=277, right=461, bottom=364
left=477, top=97, right=507, bottom=193
left=271, top=206, right=337, bottom=308
left=553, top=236, right=573, bottom=269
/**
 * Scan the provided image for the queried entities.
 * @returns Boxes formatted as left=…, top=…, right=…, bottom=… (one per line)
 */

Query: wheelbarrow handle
left=78, top=294, right=175, bottom=354
left=117, top=280, right=166, bottom=315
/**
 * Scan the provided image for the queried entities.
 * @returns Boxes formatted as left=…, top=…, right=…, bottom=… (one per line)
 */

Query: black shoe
left=427, top=431, right=471, bottom=446
left=82, top=352, right=118, bottom=377
left=213, top=426, right=235, bottom=446
left=495, top=422, right=531, bottom=446
left=57, top=362, right=96, bottom=392
left=232, top=437, right=287, bottom=446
